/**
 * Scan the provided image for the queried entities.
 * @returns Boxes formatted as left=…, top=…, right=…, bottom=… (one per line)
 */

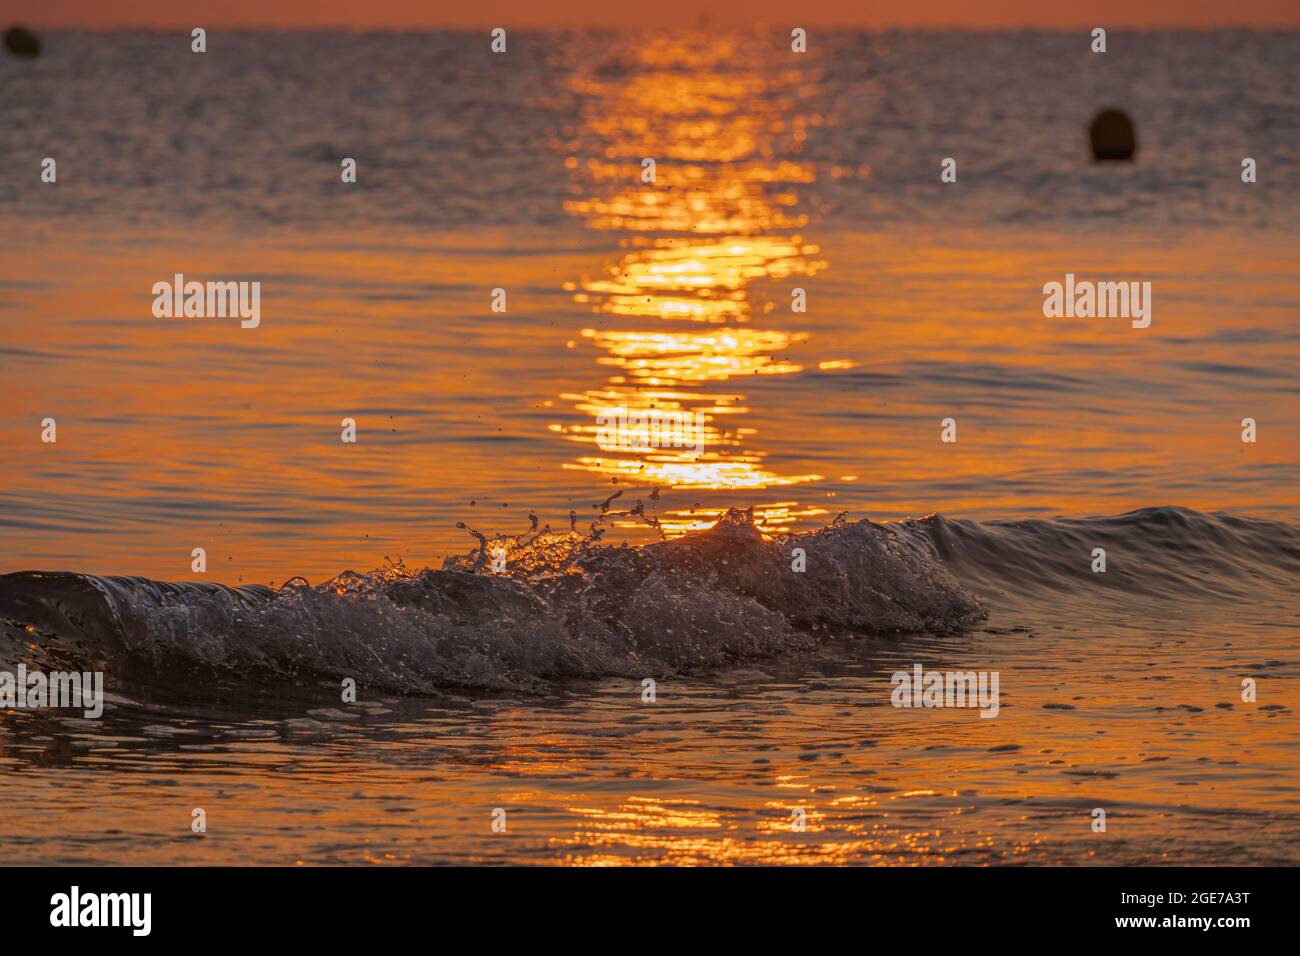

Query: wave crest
left=0, top=509, right=985, bottom=692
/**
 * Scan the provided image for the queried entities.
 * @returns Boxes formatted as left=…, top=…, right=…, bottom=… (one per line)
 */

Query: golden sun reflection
left=565, top=236, right=822, bottom=323
left=554, top=34, right=837, bottom=507
left=552, top=796, right=1008, bottom=866
left=652, top=501, right=830, bottom=536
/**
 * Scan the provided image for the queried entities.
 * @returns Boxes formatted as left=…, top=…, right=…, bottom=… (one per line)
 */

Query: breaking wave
left=1, top=506, right=1295, bottom=693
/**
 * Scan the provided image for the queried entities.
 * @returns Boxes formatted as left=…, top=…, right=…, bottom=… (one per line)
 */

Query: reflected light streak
left=553, top=34, right=841, bottom=512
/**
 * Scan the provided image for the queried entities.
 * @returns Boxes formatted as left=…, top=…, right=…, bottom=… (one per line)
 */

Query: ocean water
left=0, top=30, right=1297, bottom=865
left=2, top=507, right=1297, bottom=864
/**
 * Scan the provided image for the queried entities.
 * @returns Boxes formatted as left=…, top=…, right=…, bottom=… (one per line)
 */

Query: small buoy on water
left=1089, top=108, right=1136, bottom=161
left=4, top=25, right=41, bottom=57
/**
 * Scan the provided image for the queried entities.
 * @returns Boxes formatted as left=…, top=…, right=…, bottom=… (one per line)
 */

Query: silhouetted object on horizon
left=4, top=25, right=41, bottom=57
left=1089, top=109, right=1136, bottom=161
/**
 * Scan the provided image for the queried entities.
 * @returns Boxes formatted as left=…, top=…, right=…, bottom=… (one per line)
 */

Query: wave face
left=897, top=506, right=1300, bottom=607
left=0, top=510, right=983, bottom=692
left=1, top=507, right=1295, bottom=693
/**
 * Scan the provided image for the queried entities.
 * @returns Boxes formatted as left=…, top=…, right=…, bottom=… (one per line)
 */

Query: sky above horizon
left=7, top=0, right=1299, bottom=29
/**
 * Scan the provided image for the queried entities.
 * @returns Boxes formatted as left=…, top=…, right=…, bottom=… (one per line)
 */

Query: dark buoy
left=4, top=25, right=41, bottom=57
left=1089, top=109, right=1136, bottom=161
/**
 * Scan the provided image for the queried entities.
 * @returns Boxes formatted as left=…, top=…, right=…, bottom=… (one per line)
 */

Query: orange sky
left=8, top=0, right=1299, bottom=29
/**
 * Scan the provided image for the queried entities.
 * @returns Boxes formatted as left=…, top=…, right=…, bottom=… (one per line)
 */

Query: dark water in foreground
left=1, top=507, right=1296, bottom=864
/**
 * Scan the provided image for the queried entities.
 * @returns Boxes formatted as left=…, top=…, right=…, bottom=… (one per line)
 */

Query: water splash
left=0, top=508, right=986, bottom=693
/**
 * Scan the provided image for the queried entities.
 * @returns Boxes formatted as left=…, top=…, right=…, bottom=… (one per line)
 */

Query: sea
left=1, top=29, right=1297, bottom=864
